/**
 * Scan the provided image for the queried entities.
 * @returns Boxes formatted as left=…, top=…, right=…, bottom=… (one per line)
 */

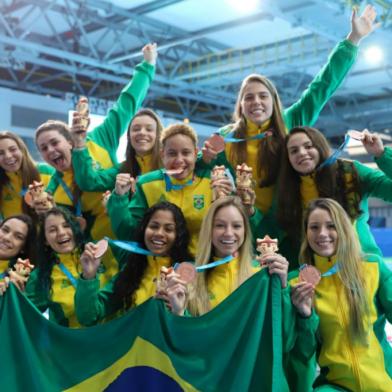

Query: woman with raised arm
left=289, top=198, right=392, bottom=391
left=74, top=201, right=191, bottom=326
left=71, top=108, right=163, bottom=193
left=275, top=126, right=392, bottom=267
left=209, top=5, right=377, bottom=214
left=0, top=131, right=53, bottom=220
left=34, top=44, right=157, bottom=241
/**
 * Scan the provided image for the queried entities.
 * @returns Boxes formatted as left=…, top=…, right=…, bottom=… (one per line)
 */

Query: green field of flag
left=0, top=270, right=292, bottom=392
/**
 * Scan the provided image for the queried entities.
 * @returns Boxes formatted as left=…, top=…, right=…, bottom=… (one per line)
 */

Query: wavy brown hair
left=277, top=127, right=362, bottom=243
left=228, top=74, right=287, bottom=187
left=119, top=108, right=162, bottom=178
left=0, top=131, right=40, bottom=216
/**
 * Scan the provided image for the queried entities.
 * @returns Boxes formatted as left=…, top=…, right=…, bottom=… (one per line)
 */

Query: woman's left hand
left=260, top=253, right=289, bottom=288
left=362, top=129, right=385, bottom=158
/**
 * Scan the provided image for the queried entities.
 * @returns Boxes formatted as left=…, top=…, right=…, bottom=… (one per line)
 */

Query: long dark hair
left=112, top=201, right=191, bottom=309
left=0, top=214, right=37, bottom=269
left=37, top=207, right=85, bottom=296
left=277, top=126, right=362, bottom=243
left=229, top=74, right=287, bottom=187
left=0, top=132, right=40, bottom=217
left=119, top=108, right=162, bottom=178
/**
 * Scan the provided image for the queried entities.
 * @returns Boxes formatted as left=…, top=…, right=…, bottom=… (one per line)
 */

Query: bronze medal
left=299, top=264, right=321, bottom=286
left=176, top=262, right=197, bottom=284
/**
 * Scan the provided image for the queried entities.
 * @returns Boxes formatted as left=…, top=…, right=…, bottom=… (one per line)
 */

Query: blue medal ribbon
left=223, top=130, right=271, bottom=143
left=57, top=262, right=78, bottom=288
left=164, top=173, right=194, bottom=192
left=56, top=176, right=82, bottom=217
left=299, top=262, right=340, bottom=278
left=105, top=237, right=155, bottom=256
left=195, top=254, right=235, bottom=271
left=318, top=134, right=351, bottom=170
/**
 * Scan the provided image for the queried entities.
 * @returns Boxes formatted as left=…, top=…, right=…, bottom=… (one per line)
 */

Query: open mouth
left=166, top=167, right=185, bottom=176
left=220, top=239, right=236, bottom=245
left=4, top=159, right=17, bottom=166
left=57, top=238, right=71, bottom=246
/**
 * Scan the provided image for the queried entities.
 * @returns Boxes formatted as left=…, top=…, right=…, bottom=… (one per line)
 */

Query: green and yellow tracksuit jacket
left=25, top=249, right=119, bottom=328
left=72, top=150, right=156, bottom=193
left=0, top=163, right=54, bottom=220
left=107, top=165, right=213, bottom=257
left=218, top=39, right=358, bottom=214
left=74, top=254, right=173, bottom=326
left=288, top=254, right=392, bottom=392
left=47, top=60, right=155, bottom=241
left=0, top=259, right=10, bottom=278
left=251, top=148, right=392, bottom=270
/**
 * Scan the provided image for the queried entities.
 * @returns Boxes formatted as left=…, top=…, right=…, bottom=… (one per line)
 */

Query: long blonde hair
left=300, top=198, right=370, bottom=343
left=188, top=196, right=254, bottom=316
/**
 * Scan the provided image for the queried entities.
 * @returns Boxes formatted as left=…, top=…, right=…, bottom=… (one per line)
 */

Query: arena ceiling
left=1, top=0, right=391, bottom=148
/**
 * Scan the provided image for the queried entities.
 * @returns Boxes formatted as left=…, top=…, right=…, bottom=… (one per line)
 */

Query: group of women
left=0, top=5, right=391, bottom=391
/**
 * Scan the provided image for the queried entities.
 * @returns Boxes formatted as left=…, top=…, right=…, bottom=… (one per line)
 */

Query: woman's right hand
left=80, top=242, right=102, bottom=280
left=114, top=173, right=135, bottom=196
left=165, top=272, right=188, bottom=316
left=291, top=281, right=314, bottom=318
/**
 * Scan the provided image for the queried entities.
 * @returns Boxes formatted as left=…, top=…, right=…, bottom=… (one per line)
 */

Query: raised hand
left=142, top=43, right=158, bottom=66
left=361, top=129, right=385, bottom=158
left=80, top=242, right=102, bottom=280
left=347, top=5, right=380, bottom=45
left=71, top=112, right=89, bottom=149
left=291, top=281, right=315, bottom=318
left=114, top=173, right=135, bottom=196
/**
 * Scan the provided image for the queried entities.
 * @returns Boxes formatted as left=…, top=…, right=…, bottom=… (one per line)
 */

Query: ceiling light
left=364, top=46, right=383, bottom=64
left=227, top=0, right=259, bottom=13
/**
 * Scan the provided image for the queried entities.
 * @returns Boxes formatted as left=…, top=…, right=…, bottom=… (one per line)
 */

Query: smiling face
left=212, top=205, right=245, bottom=258
left=144, top=209, right=176, bottom=256
left=129, top=114, right=157, bottom=156
left=240, top=81, right=273, bottom=125
left=306, top=208, right=338, bottom=258
left=161, top=134, right=198, bottom=180
left=44, top=213, right=76, bottom=254
left=0, top=218, right=28, bottom=259
left=36, top=130, right=73, bottom=172
left=287, top=132, right=320, bottom=175
left=0, top=138, right=23, bottom=173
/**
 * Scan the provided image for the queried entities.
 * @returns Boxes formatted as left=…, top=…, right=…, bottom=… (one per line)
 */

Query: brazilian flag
left=0, top=270, right=292, bottom=391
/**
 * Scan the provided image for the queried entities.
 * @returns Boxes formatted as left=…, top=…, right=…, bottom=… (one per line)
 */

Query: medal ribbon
left=164, top=173, right=194, bottom=192
left=105, top=237, right=155, bottom=256
left=318, top=134, right=351, bottom=170
left=56, top=176, right=82, bottom=217
left=0, top=271, right=6, bottom=279
left=299, top=262, right=340, bottom=278
left=223, top=130, right=271, bottom=143
left=195, top=254, right=235, bottom=271
left=57, top=262, right=78, bottom=288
